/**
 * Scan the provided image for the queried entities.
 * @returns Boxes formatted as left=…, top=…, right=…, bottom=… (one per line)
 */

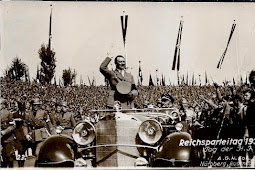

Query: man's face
left=244, top=92, right=251, bottom=101
left=56, top=106, right=62, bottom=113
left=32, top=104, right=40, bottom=111
left=58, top=105, right=67, bottom=113
left=116, top=57, right=126, bottom=70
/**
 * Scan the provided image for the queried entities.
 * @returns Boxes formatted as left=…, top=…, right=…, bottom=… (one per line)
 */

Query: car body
left=37, top=106, right=192, bottom=167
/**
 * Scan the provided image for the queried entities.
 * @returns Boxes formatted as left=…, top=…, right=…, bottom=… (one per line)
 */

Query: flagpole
left=48, top=5, right=53, bottom=50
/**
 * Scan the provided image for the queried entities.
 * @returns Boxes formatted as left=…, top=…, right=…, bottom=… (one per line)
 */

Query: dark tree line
left=3, top=43, right=77, bottom=86
left=4, top=57, right=29, bottom=81
left=38, top=44, right=56, bottom=84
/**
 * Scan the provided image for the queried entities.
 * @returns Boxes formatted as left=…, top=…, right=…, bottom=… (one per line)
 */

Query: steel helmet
left=36, top=135, right=76, bottom=167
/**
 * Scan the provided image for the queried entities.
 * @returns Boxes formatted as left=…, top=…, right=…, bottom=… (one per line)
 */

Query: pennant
left=217, top=21, right=236, bottom=69
left=172, top=20, right=183, bottom=71
left=88, top=76, right=92, bottom=86
left=161, top=74, right=166, bottom=86
left=48, top=8, right=52, bottom=49
left=192, top=73, right=194, bottom=86
left=181, top=74, right=185, bottom=85
left=149, top=74, right=154, bottom=86
left=138, top=61, right=143, bottom=85
left=121, top=15, right=128, bottom=47
left=54, top=76, right=56, bottom=85
left=205, top=71, right=208, bottom=85
left=92, top=76, right=96, bottom=86
left=177, top=72, right=180, bottom=85
left=186, top=72, right=189, bottom=85
left=36, top=65, right=39, bottom=80
left=137, top=78, right=141, bottom=86
left=199, top=74, right=201, bottom=86
left=240, top=76, right=243, bottom=85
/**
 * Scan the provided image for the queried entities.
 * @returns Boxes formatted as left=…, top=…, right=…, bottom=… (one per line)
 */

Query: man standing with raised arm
left=100, top=55, right=138, bottom=109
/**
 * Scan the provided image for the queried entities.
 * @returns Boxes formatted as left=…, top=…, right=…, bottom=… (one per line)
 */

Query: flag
left=240, top=76, right=243, bottom=85
left=138, top=61, right=143, bottom=85
left=92, top=76, right=96, bottom=86
left=149, top=74, right=154, bottom=86
left=88, top=76, right=92, bottom=86
left=172, top=20, right=183, bottom=71
left=186, top=72, right=189, bottom=85
left=181, top=74, right=185, bottom=85
left=74, top=69, right=76, bottom=85
left=217, top=20, right=236, bottom=69
left=48, top=8, right=52, bottom=49
left=205, top=71, right=208, bottom=85
left=54, top=76, right=56, bottom=85
left=36, top=65, right=39, bottom=80
left=161, top=74, right=166, bottom=86
left=168, top=78, right=172, bottom=86
left=80, top=75, right=83, bottom=86
left=177, top=72, right=180, bottom=85
left=156, top=69, right=159, bottom=86
left=192, top=73, right=195, bottom=86
left=137, top=78, right=141, bottom=86
left=121, top=14, right=128, bottom=47
left=199, top=74, right=201, bottom=86
left=233, top=77, right=236, bottom=85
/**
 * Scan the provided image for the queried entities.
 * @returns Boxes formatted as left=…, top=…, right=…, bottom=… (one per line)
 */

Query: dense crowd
left=1, top=70, right=255, bottom=167
left=1, top=77, right=246, bottom=116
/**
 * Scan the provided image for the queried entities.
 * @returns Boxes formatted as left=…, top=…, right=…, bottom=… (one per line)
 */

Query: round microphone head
left=72, top=121, right=95, bottom=146
left=138, top=119, right=163, bottom=145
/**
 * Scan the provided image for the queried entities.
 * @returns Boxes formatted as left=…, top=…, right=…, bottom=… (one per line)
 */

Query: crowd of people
left=1, top=70, right=255, bottom=167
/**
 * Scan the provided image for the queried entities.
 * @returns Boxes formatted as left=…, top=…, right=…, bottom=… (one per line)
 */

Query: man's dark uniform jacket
left=100, top=57, right=138, bottom=109
left=1, top=109, right=16, bottom=163
left=29, top=109, right=51, bottom=142
left=51, top=111, right=76, bottom=137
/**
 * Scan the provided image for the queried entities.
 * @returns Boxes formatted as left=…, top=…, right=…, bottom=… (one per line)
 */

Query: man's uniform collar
left=116, top=68, right=125, bottom=77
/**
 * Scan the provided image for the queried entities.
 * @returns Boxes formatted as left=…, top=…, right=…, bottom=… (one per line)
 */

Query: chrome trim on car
left=78, top=144, right=158, bottom=152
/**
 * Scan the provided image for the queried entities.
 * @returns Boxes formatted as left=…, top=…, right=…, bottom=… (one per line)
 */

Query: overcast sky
left=1, top=2, right=255, bottom=85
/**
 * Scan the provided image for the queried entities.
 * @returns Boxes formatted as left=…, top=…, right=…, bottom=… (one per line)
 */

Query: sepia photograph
left=1, top=1, right=255, bottom=168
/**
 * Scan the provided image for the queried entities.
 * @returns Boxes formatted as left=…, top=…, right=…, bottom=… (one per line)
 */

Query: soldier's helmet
left=36, top=135, right=76, bottom=167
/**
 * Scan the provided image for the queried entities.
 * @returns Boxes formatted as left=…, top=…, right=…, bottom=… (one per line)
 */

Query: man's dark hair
left=249, top=70, right=255, bottom=84
left=114, top=55, right=125, bottom=65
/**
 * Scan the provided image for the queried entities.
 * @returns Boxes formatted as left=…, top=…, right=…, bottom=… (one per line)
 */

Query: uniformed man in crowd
left=1, top=98, right=15, bottom=167
left=243, top=70, right=255, bottom=167
left=12, top=100, right=31, bottom=167
left=100, top=55, right=138, bottom=109
left=29, top=98, right=52, bottom=156
left=51, top=101, right=76, bottom=137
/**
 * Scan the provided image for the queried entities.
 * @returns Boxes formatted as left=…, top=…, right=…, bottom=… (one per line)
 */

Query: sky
left=1, top=2, right=255, bottom=86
